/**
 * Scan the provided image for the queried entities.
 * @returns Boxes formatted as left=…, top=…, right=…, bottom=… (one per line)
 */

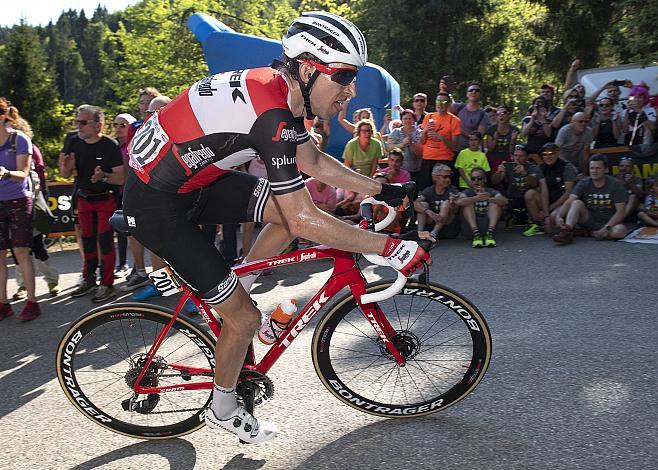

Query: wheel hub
left=379, top=330, right=421, bottom=360
left=124, top=354, right=164, bottom=389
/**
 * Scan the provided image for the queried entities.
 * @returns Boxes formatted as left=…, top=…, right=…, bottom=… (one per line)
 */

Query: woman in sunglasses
left=591, top=98, right=622, bottom=148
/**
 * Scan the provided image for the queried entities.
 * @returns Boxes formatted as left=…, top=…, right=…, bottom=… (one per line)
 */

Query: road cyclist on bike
left=122, top=11, right=432, bottom=443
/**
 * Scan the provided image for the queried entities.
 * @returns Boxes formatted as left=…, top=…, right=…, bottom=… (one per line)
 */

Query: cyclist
left=122, top=11, right=431, bottom=443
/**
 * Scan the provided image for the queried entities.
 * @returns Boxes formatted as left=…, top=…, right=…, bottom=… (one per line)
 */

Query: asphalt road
left=0, top=231, right=656, bottom=470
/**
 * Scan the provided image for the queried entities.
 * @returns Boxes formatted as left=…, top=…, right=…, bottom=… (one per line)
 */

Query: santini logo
left=180, top=144, right=216, bottom=170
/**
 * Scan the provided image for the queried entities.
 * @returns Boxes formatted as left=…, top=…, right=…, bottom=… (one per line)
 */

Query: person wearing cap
left=412, top=93, right=428, bottom=126
left=536, top=142, right=577, bottom=234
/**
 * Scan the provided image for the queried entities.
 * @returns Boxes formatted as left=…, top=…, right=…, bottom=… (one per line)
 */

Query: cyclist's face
left=310, top=63, right=357, bottom=119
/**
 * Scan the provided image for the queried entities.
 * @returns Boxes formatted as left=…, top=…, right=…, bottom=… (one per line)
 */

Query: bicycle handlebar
left=358, top=195, right=409, bottom=304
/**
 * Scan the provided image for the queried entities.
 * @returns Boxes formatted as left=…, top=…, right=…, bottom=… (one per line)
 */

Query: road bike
left=56, top=196, right=492, bottom=439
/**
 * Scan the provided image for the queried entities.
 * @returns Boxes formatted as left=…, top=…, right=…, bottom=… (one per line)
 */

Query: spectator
left=9, top=116, right=59, bottom=299
left=0, top=98, right=40, bottom=321
left=551, top=92, right=582, bottom=132
left=521, top=97, right=552, bottom=154
left=413, top=163, right=460, bottom=240
left=59, top=104, right=125, bottom=302
left=456, top=167, right=508, bottom=248
left=379, top=148, right=411, bottom=183
left=455, top=131, right=490, bottom=190
left=589, top=80, right=632, bottom=119
left=338, top=106, right=385, bottom=147
left=536, top=143, right=577, bottom=234
left=112, top=112, right=136, bottom=277
left=555, top=111, right=593, bottom=174
left=484, top=106, right=498, bottom=127
left=492, top=144, right=543, bottom=230
left=563, top=83, right=587, bottom=109
left=592, top=97, right=622, bottom=148
left=453, top=82, right=489, bottom=150
left=308, top=117, right=329, bottom=151
left=637, top=178, right=658, bottom=227
left=342, top=119, right=383, bottom=177
left=485, top=106, right=519, bottom=171
left=614, top=157, right=644, bottom=220
left=412, top=93, right=428, bottom=126
left=419, top=92, right=461, bottom=190
left=387, top=109, right=422, bottom=183
left=553, top=155, right=628, bottom=244
left=538, top=84, right=561, bottom=122
left=623, top=83, right=656, bottom=146
left=305, top=177, right=337, bottom=214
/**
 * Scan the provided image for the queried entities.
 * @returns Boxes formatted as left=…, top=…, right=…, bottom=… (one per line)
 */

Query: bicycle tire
left=312, top=281, right=491, bottom=418
left=56, top=302, right=216, bottom=439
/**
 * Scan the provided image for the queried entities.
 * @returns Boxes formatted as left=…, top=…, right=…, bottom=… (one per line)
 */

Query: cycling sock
left=211, top=384, right=238, bottom=419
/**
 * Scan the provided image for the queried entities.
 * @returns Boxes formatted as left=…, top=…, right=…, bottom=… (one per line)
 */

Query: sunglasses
left=74, top=119, right=97, bottom=126
left=414, top=98, right=426, bottom=102
left=620, top=157, right=634, bottom=162
left=497, top=111, right=508, bottom=115
left=436, top=99, right=449, bottom=104
left=599, top=104, right=611, bottom=108
left=471, top=176, right=485, bottom=181
left=298, top=59, right=358, bottom=86
left=573, top=120, right=587, bottom=123
left=468, top=88, right=481, bottom=93
left=113, top=122, right=127, bottom=128
left=541, top=151, right=557, bottom=156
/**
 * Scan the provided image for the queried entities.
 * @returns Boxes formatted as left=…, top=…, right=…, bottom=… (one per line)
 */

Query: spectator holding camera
left=485, top=106, right=519, bottom=171
left=555, top=111, right=593, bottom=174
left=0, top=98, right=40, bottom=322
left=521, top=97, right=552, bottom=154
left=454, top=131, right=490, bottom=190
left=457, top=167, right=508, bottom=248
left=553, top=155, right=628, bottom=245
left=592, top=97, right=622, bottom=148
left=413, top=163, right=460, bottom=240
left=589, top=80, right=632, bottom=120
left=419, top=92, right=461, bottom=190
left=551, top=92, right=583, bottom=131
left=614, top=156, right=644, bottom=219
left=536, top=143, right=577, bottom=233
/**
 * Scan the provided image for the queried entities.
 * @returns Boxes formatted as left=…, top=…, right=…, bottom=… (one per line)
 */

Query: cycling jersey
left=129, top=67, right=309, bottom=195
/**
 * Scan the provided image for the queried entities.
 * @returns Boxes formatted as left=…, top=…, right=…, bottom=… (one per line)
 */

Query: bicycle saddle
left=109, top=210, right=131, bottom=235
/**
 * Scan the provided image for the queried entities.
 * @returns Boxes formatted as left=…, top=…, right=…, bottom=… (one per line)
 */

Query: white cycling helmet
left=282, top=11, right=368, bottom=67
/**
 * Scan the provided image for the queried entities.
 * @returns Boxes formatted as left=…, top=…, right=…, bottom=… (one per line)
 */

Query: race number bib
left=148, top=267, right=182, bottom=297
left=129, top=113, right=169, bottom=169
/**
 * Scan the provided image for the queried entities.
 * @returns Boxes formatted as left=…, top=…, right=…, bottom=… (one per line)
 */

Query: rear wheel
left=312, top=281, right=491, bottom=418
left=56, top=303, right=215, bottom=439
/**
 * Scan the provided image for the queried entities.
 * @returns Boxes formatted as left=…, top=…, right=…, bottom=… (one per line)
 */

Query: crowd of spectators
left=1, top=60, right=657, bottom=322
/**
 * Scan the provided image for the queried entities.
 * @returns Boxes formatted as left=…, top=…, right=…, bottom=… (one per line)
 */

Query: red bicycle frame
left=132, top=245, right=407, bottom=395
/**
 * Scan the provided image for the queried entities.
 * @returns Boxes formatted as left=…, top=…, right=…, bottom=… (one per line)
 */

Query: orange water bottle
left=258, top=299, right=297, bottom=345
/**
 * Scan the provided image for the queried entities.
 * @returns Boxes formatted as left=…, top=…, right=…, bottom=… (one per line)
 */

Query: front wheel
left=312, top=281, right=491, bottom=418
left=56, top=303, right=216, bottom=439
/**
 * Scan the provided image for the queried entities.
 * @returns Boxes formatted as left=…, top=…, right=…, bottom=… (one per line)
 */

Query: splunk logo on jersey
left=197, top=76, right=218, bottom=97
left=271, top=154, right=296, bottom=169
left=272, top=121, right=297, bottom=142
left=180, top=144, right=216, bottom=170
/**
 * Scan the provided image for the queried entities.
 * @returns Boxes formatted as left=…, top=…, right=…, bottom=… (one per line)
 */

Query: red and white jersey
left=129, top=67, right=309, bottom=194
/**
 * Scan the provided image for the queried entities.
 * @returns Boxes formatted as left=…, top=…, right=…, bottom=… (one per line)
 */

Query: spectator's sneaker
left=132, top=283, right=162, bottom=302
left=484, top=231, right=497, bottom=247
left=553, top=227, right=574, bottom=245
left=48, top=283, right=60, bottom=297
left=472, top=233, right=484, bottom=248
left=12, top=287, right=27, bottom=301
left=205, top=406, right=277, bottom=444
left=92, top=285, right=115, bottom=303
left=114, top=264, right=131, bottom=278
left=522, top=223, right=543, bottom=237
left=0, top=303, right=13, bottom=321
left=120, top=272, right=150, bottom=292
left=71, top=279, right=97, bottom=298
left=17, top=301, right=41, bottom=322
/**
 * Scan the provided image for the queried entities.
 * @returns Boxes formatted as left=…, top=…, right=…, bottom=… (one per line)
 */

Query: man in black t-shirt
left=59, top=105, right=125, bottom=301
left=413, top=163, right=460, bottom=240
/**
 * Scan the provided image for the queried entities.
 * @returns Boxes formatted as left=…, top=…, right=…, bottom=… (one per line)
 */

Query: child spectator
left=455, top=132, right=490, bottom=190
left=456, top=167, right=508, bottom=248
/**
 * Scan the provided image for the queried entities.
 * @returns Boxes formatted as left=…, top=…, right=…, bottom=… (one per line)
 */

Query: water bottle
left=258, top=299, right=297, bottom=345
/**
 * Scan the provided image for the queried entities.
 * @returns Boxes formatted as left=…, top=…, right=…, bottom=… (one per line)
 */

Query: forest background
left=0, top=0, right=655, bottom=174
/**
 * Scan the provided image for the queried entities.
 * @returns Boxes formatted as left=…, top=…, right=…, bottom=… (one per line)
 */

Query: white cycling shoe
left=205, top=406, right=278, bottom=443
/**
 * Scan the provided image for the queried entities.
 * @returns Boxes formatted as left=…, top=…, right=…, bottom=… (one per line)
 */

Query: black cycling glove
left=373, top=183, right=405, bottom=207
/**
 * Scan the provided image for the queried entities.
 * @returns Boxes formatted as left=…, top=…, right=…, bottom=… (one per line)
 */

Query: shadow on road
left=70, top=438, right=196, bottom=470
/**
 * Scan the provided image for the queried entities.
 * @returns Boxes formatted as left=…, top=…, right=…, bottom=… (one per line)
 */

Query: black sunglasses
left=468, top=88, right=481, bottom=93
left=471, top=176, right=485, bottom=181
left=74, top=119, right=97, bottom=126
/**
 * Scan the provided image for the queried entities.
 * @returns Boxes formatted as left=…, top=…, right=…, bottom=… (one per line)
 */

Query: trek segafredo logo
left=179, top=144, right=216, bottom=170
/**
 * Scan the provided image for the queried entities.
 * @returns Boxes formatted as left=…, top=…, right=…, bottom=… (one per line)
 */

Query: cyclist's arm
left=296, top=139, right=381, bottom=196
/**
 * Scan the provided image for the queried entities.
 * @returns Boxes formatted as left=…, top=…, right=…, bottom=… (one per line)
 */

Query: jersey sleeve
left=572, top=178, right=587, bottom=197
left=249, top=108, right=304, bottom=195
